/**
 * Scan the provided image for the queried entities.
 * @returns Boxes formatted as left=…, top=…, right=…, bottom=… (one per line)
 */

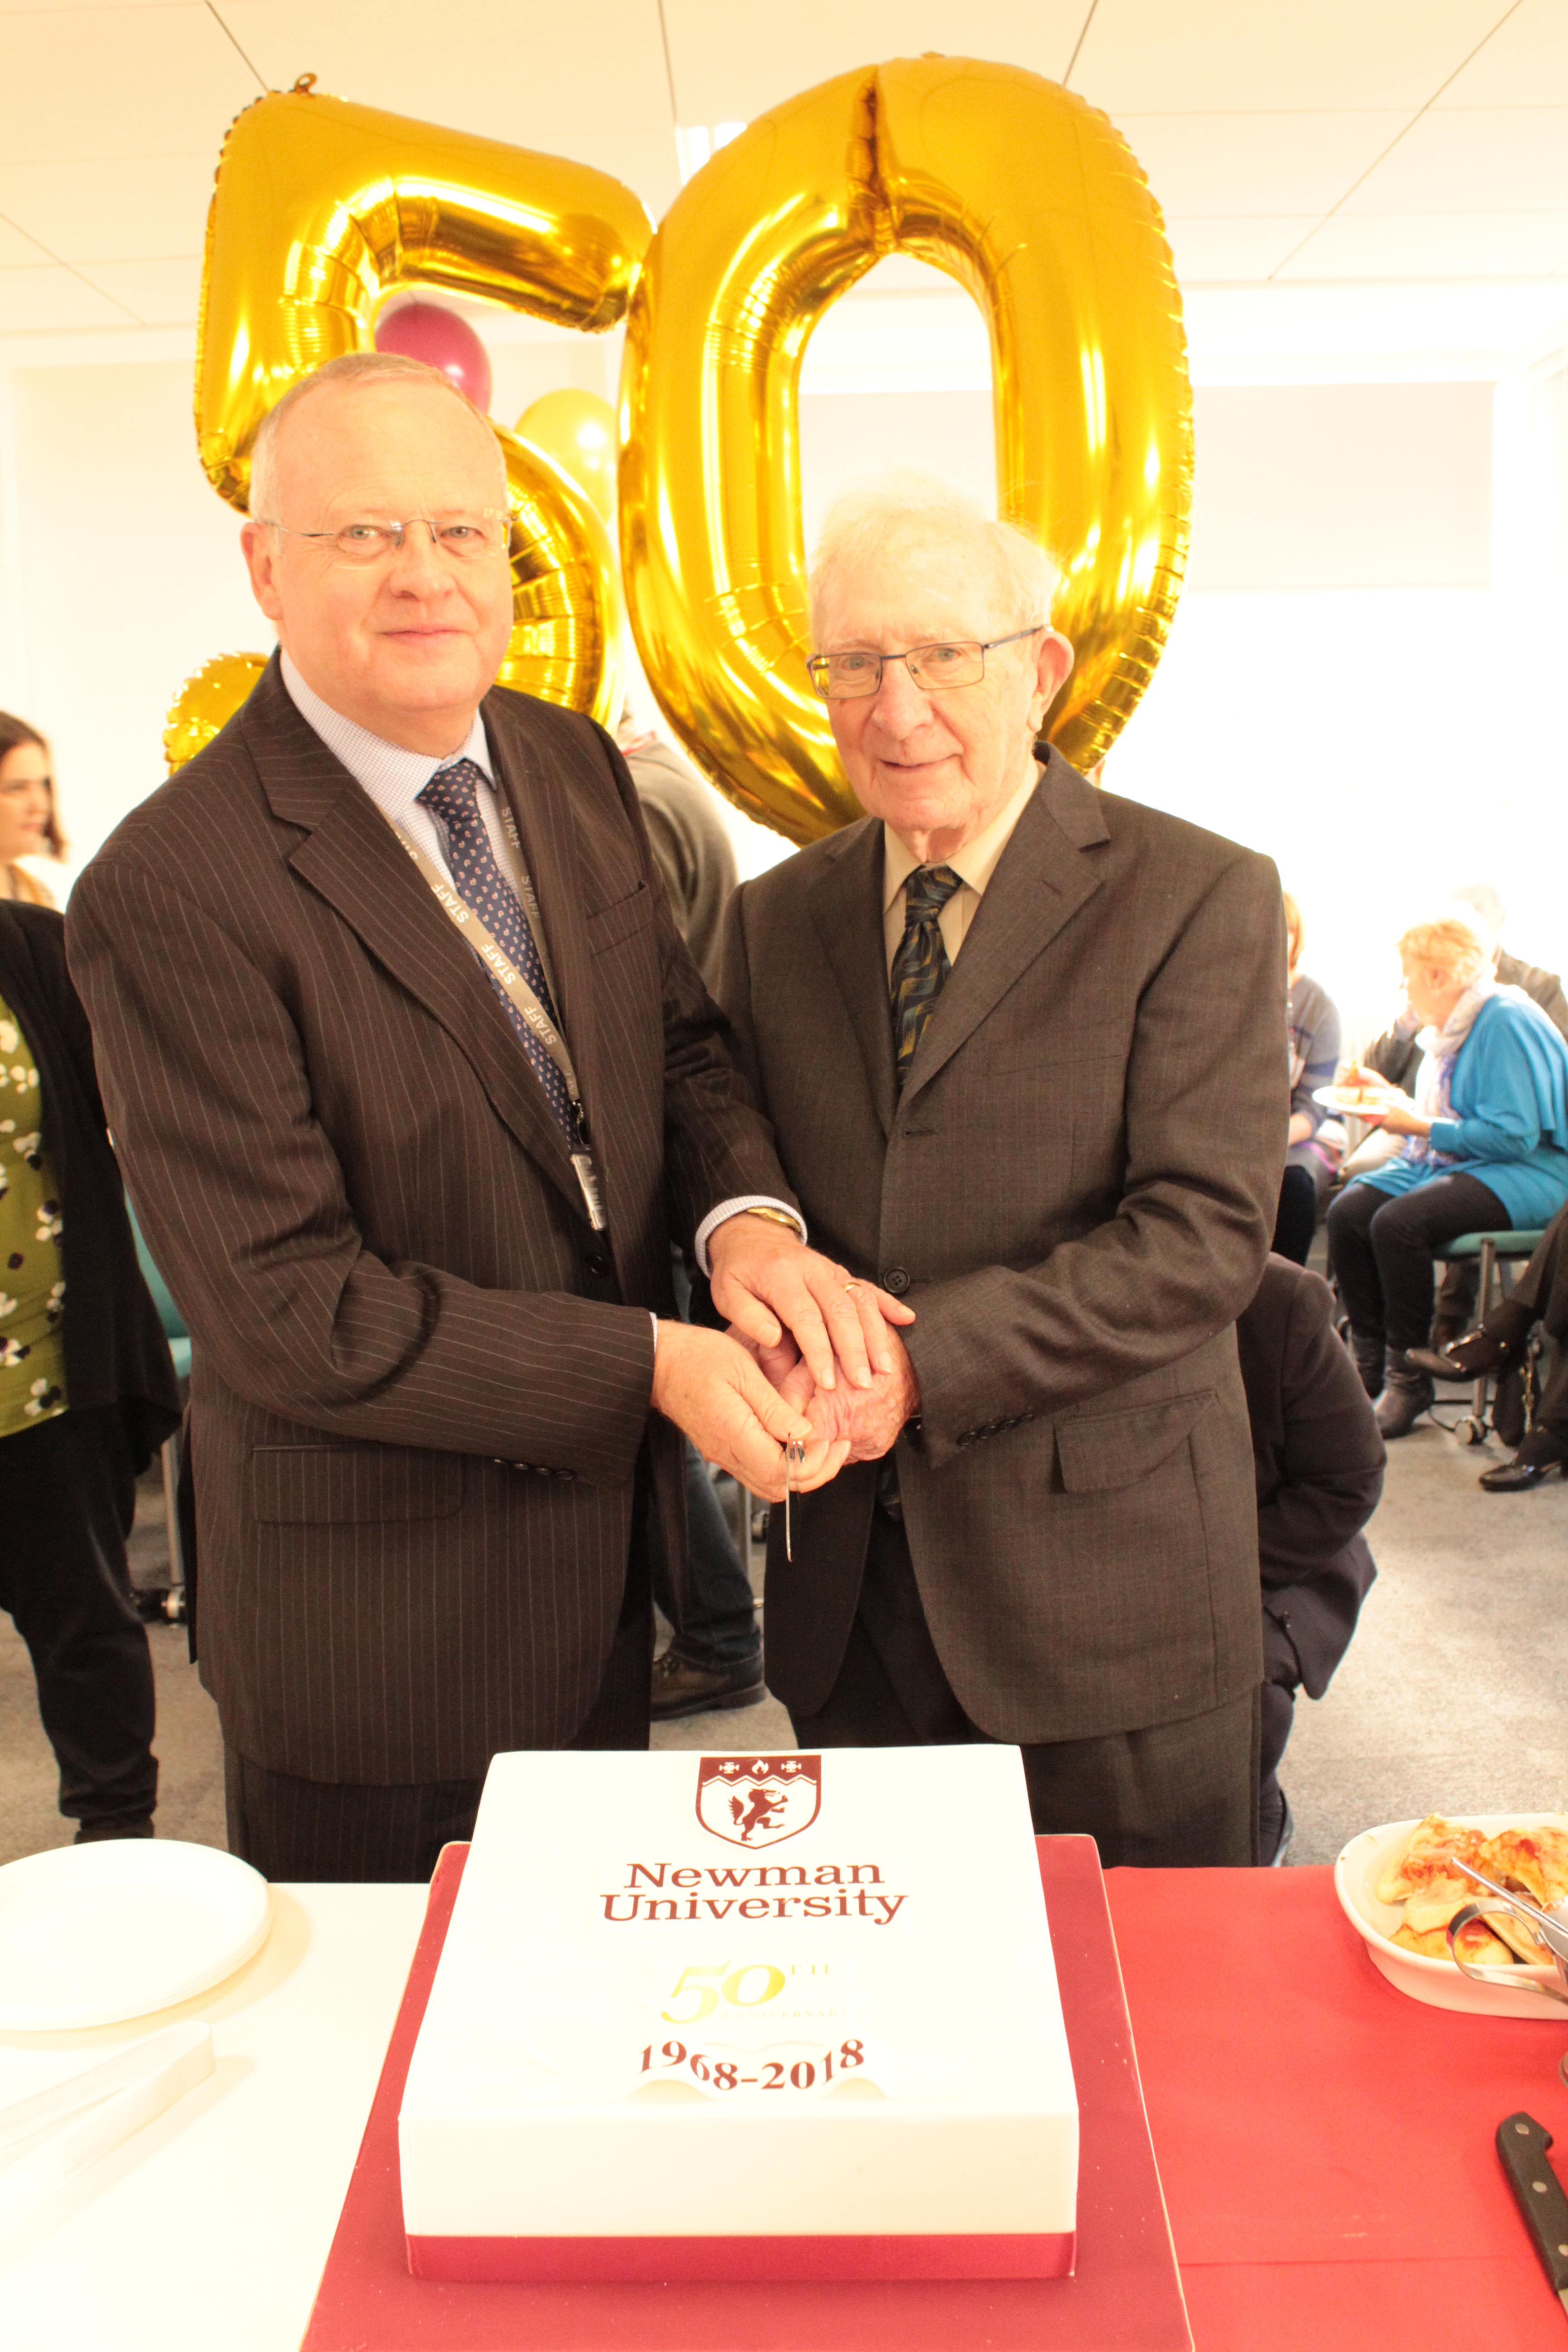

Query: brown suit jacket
left=66, top=657, right=789, bottom=1783
left=720, top=752, right=1288, bottom=1744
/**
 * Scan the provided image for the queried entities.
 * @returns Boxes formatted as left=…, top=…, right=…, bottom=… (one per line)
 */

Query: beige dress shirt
left=881, top=767, right=1042, bottom=975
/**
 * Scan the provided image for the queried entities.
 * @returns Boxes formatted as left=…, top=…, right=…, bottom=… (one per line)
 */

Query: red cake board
left=300, top=1834, right=1191, bottom=2351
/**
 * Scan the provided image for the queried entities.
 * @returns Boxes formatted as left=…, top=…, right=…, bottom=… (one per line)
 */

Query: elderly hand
left=650, top=1321, right=849, bottom=1500
left=706, top=1214, right=915, bottom=1395
left=750, top=1326, right=921, bottom=1465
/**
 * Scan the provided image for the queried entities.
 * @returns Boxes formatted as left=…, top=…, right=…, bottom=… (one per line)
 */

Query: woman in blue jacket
left=1327, top=904, right=1568, bottom=1439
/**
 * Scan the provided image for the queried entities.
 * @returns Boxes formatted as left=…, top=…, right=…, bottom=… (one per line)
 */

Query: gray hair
left=808, top=471, right=1061, bottom=645
left=248, top=350, right=501, bottom=520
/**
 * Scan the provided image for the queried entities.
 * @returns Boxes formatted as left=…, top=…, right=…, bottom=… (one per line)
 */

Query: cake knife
left=1496, top=2112, right=1568, bottom=2321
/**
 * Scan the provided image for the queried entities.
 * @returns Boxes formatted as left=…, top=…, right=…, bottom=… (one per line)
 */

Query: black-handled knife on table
left=1497, top=2112, right=1568, bottom=2319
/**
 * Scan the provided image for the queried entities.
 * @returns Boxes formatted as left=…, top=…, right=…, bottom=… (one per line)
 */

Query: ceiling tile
left=0, top=265, right=137, bottom=330
left=1070, top=0, right=1505, bottom=113
left=0, top=216, right=54, bottom=266
left=220, top=0, right=666, bottom=139
left=1277, top=211, right=1568, bottom=279
left=0, top=6, right=260, bottom=166
left=74, top=252, right=203, bottom=322
left=661, top=0, right=1087, bottom=125
left=1116, top=113, right=1407, bottom=220
left=1436, top=0, right=1568, bottom=105
left=1343, top=106, right=1568, bottom=213
left=220, top=0, right=680, bottom=211
left=0, top=152, right=215, bottom=262
left=1165, top=216, right=1323, bottom=286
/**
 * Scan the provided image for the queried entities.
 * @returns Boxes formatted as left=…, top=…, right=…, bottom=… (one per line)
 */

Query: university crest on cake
left=696, top=1755, right=822, bottom=1848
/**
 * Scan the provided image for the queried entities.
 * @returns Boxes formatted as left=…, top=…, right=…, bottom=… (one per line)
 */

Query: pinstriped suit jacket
left=721, top=753, right=1289, bottom=1747
left=66, top=657, right=789, bottom=1782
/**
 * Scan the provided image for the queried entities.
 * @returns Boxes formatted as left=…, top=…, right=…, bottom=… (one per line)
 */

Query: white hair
left=1398, top=901, right=1497, bottom=990
left=247, top=350, right=502, bottom=520
left=808, top=471, right=1061, bottom=645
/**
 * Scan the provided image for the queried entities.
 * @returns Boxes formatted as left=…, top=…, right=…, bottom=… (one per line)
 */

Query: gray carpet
left=2, top=1416, right=1562, bottom=1870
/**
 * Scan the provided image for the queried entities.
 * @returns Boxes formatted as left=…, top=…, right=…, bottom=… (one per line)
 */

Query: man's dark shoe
left=651, top=1648, right=765, bottom=1720
left=1479, top=1427, right=1568, bottom=1493
left=74, top=1816, right=154, bottom=1842
left=1374, top=1352, right=1435, bottom=1438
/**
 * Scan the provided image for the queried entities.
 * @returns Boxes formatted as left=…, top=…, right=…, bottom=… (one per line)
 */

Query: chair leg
left=1473, top=1240, right=1497, bottom=1432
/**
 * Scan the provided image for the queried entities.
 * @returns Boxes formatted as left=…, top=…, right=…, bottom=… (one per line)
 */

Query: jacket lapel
left=900, top=753, right=1110, bottom=1107
left=242, top=664, right=582, bottom=1207
left=808, top=818, right=897, bottom=1138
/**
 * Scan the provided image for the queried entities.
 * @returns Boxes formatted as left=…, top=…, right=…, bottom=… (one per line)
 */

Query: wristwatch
left=743, top=1206, right=801, bottom=1231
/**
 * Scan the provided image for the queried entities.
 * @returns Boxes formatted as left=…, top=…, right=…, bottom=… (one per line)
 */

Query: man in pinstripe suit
left=67, top=355, right=905, bottom=1881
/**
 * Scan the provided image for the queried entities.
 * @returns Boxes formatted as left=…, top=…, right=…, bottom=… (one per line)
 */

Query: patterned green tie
left=891, top=864, right=964, bottom=1096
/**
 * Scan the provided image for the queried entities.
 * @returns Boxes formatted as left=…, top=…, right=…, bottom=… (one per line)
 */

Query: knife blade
left=1496, top=2111, right=1568, bottom=2319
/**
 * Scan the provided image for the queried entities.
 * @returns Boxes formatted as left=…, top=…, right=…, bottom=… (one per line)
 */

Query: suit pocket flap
left=250, top=1446, right=465, bottom=1525
left=585, top=880, right=653, bottom=953
left=1054, top=1392, right=1215, bottom=1494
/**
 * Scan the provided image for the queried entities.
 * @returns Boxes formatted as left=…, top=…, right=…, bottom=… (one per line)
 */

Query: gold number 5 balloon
left=194, top=82, right=652, bottom=727
left=620, top=58, right=1192, bottom=842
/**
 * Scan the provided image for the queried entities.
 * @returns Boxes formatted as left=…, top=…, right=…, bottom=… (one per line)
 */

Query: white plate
left=1333, top=1814, right=1568, bottom=2019
left=0, top=1840, right=271, bottom=2031
left=1312, top=1085, right=1395, bottom=1116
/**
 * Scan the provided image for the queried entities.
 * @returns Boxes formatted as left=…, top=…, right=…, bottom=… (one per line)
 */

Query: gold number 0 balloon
left=194, top=84, right=653, bottom=727
left=619, top=58, right=1192, bottom=842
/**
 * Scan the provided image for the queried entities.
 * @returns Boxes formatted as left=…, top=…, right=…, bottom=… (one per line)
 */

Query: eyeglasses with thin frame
left=256, top=511, right=518, bottom=565
left=807, top=625, right=1044, bottom=701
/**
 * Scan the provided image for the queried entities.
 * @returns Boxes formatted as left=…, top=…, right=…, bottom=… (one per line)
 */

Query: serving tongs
left=1444, top=1857, right=1568, bottom=2005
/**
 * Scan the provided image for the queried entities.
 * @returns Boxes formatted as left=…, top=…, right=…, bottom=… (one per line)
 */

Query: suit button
left=584, top=1246, right=611, bottom=1279
left=883, top=1267, right=911, bottom=1295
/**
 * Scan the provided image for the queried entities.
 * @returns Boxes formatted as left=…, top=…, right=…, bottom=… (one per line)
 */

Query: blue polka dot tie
left=890, top=864, right=964, bottom=1097
left=417, top=760, right=580, bottom=1146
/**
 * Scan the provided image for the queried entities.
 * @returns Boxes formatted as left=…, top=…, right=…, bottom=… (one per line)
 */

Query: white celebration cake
left=399, top=1743, right=1079, bottom=2283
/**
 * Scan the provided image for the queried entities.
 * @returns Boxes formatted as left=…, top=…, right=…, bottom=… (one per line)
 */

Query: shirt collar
left=881, top=764, right=1042, bottom=915
left=279, top=652, right=493, bottom=826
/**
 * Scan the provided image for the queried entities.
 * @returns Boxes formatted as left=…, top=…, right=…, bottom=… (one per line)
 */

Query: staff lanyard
left=388, top=812, right=608, bottom=1232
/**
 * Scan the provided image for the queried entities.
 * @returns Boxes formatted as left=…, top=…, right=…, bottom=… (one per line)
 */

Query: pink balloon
left=373, top=301, right=493, bottom=414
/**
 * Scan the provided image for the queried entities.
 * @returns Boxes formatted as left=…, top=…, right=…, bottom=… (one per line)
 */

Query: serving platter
left=1334, top=1813, right=1568, bottom=2019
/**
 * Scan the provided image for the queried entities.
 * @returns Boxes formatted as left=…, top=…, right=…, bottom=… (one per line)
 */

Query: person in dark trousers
left=1236, top=1255, right=1384, bottom=1864
left=1411, top=1198, right=1568, bottom=1490
left=618, top=718, right=764, bottom=1719
left=0, top=900, right=181, bottom=1841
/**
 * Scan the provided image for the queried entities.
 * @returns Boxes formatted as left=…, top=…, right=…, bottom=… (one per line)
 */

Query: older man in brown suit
left=65, top=354, right=902, bottom=1881
left=721, top=479, right=1288, bottom=1866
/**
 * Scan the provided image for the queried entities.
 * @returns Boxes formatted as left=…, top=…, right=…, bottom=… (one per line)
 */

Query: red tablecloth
left=1106, top=1863, right=1568, bottom=2350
